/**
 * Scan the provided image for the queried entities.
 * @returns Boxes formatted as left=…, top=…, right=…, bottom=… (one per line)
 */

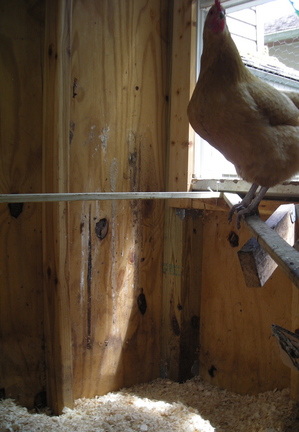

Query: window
left=192, top=0, right=299, bottom=195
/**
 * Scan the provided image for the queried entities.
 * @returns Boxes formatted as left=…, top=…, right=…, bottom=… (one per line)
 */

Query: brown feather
left=188, top=3, right=299, bottom=188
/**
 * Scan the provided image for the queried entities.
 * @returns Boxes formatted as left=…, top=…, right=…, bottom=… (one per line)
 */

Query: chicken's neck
left=200, top=28, right=248, bottom=86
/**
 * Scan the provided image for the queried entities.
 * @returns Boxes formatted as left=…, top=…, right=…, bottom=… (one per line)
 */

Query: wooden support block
left=238, top=204, right=296, bottom=287
left=224, top=193, right=299, bottom=290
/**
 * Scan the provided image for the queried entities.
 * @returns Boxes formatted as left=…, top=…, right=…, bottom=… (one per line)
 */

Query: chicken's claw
left=231, top=205, right=260, bottom=229
left=228, top=203, right=245, bottom=225
left=228, top=184, right=268, bottom=229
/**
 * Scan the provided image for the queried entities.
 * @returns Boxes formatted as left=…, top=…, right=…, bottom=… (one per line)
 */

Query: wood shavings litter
left=0, top=377, right=299, bottom=432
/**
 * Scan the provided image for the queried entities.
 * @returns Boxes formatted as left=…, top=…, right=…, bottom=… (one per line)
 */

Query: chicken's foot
left=228, top=183, right=259, bottom=222
left=228, top=184, right=268, bottom=228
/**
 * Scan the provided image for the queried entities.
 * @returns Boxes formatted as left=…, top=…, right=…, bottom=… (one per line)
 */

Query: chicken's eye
left=219, top=11, right=225, bottom=19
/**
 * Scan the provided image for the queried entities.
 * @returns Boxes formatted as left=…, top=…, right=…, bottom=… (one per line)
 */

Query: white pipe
left=0, top=191, right=220, bottom=203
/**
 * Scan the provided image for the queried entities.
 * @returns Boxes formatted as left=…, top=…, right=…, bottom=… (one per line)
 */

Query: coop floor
left=1, top=377, right=299, bottom=432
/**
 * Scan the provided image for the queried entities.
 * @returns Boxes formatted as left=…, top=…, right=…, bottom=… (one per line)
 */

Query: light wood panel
left=0, top=0, right=45, bottom=408
left=200, top=210, right=292, bottom=394
left=41, top=0, right=170, bottom=407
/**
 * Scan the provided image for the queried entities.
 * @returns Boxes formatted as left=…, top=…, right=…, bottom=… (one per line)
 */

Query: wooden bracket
left=223, top=193, right=299, bottom=289
left=239, top=203, right=297, bottom=287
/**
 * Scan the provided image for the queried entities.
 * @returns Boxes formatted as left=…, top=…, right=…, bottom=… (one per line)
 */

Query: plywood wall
left=1, top=0, right=297, bottom=415
left=199, top=210, right=293, bottom=394
left=0, top=0, right=45, bottom=408
left=0, top=0, right=170, bottom=413
left=42, top=0, right=170, bottom=413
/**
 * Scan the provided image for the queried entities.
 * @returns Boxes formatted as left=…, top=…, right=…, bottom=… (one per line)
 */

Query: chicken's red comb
left=215, top=0, right=222, bottom=10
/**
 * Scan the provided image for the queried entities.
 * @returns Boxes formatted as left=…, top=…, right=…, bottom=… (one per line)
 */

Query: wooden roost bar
left=1, top=0, right=299, bottom=416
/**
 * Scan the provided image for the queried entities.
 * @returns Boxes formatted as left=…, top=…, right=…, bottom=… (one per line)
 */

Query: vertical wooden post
left=162, top=0, right=200, bottom=383
left=291, top=285, right=299, bottom=401
left=162, top=208, right=184, bottom=379
left=162, top=208, right=202, bottom=381
left=167, top=0, right=197, bottom=193
left=0, top=0, right=45, bottom=409
left=42, top=0, right=73, bottom=414
left=291, top=206, right=299, bottom=401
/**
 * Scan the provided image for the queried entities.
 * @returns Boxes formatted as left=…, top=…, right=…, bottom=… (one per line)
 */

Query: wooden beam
left=224, top=193, right=299, bottom=289
left=42, top=0, right=73, bottom=414
left=238, top=204, right=296, bottom=287
left=193, top=178, right=299, bottom=198
left=167, top=0, right=197, bottom=192
left=162, top=207, right=202, bottom=381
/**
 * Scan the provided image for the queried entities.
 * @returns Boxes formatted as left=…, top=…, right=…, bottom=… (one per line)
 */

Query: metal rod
left=0, top=191, right=220, bottom=204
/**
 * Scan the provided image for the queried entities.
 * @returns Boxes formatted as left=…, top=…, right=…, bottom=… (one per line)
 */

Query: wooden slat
left=193, top=178, right=299, bottom=198
left=167, top=0, right=197, bottom=193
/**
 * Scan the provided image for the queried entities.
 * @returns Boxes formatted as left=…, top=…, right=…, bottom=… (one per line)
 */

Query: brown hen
left=187, top=0, right=299, bottom=225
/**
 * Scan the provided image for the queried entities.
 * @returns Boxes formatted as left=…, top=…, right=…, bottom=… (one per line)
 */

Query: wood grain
left=242, top=215, right=299, bottom=289
left=42, top=0, right=73, bottom=413
left=291, top=286, right=299, bottom=401
left=200, top=210, right=292, bottom=394
left=291, top=214, right=299, bottom=401
left=167, top=0, right=197, bottom=193
left=67, top=0, right=169, bottom=402
left=162, top=207, right=202, bottom=382
left=0, top=0, right=45, bottom=408
left=238, top=204, right=296, bottom=287
left=162, top=207, right=184, bottom=379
